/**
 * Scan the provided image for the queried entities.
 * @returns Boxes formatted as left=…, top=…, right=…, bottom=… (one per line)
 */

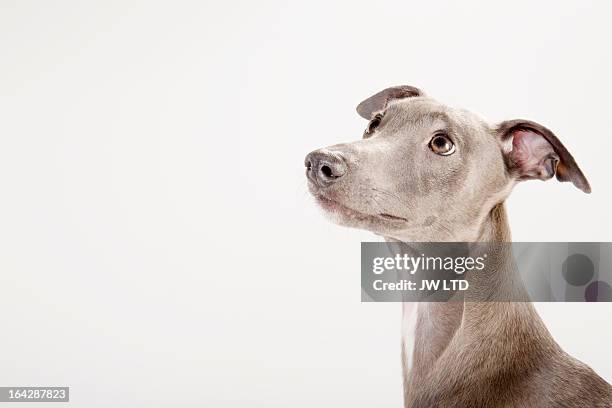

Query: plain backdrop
left=1, top=1, right=611, bottom=407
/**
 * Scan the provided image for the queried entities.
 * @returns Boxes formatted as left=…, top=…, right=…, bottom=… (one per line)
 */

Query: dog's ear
left=497, top=119, right=591, bottom=193
left=356, top=86, right=424, bottom=119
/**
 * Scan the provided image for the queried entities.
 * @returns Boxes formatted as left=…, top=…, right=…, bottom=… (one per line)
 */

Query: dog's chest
left=401, top=302, right=419, bottom=372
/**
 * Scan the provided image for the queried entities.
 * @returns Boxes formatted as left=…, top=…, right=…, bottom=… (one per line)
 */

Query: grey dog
left=305, top=86, right=611, bottom=407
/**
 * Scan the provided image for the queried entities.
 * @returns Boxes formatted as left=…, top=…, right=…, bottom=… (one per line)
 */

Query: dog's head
left=305, top=86, right=590, bottom=241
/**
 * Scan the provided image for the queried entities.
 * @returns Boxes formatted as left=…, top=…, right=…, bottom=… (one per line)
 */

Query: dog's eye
left=429, top=134, right=455, bottom=156
left=364, top=114, right=383, bottom=137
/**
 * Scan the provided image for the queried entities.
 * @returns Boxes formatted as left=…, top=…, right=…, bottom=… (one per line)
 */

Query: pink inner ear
left=509, top=130, right=557, bottom=180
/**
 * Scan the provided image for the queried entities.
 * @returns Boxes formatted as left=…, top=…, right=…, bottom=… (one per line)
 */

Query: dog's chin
left=312, top=193, right=408, bottom=232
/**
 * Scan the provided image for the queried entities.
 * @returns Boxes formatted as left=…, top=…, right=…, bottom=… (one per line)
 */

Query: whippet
left=305, top=86, right=612, bottom=407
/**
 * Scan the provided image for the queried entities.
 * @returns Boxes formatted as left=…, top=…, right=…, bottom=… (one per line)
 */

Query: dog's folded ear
left=356, top=86, right=424, bottom=120
left=497, top=119, right=591, bottom=193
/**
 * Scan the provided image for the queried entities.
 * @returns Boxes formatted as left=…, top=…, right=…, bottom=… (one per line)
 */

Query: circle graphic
left=562, top=254, right=594, bottom=286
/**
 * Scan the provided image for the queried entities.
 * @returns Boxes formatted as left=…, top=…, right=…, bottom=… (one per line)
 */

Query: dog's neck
left=395, top=203, right=558, bottom=406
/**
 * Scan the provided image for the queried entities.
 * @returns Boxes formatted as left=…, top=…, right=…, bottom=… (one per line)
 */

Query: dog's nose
left=304, top=150, right=347, bottom=187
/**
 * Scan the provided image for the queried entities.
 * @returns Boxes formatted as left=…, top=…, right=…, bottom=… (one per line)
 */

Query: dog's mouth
left=314, top=194, right=408, bottom=223
left=378, top=212, right=408, bottom=221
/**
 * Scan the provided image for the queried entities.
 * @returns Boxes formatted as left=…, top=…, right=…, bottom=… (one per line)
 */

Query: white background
left=1, top=1, right=611, bottom=407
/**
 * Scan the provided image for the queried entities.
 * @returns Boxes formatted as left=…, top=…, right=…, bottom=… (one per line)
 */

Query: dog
left=305, top=86, right=612, bottom=407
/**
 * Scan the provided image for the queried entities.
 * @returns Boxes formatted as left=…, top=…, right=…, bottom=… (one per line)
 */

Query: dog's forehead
left=387, top=96, right=448, bottom=114
left=386, top=97, right=489, bottom=135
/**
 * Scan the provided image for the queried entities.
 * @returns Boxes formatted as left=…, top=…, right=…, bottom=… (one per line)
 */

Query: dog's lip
left=378, top=212, right=409, bottom=222
left=314, top=194, right=408, bottom=223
